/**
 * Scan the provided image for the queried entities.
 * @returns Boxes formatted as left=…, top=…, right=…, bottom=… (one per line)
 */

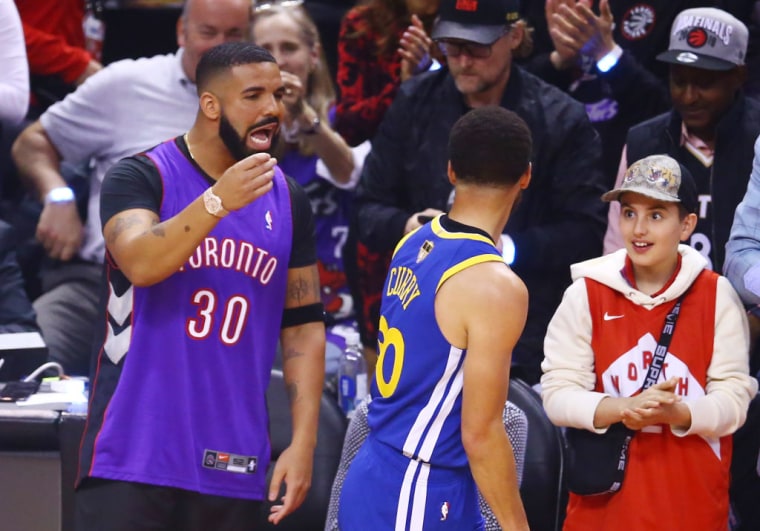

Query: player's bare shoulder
left=440, top=260, right=527, bottom=311
left=476, top=261, right=527, bottom=309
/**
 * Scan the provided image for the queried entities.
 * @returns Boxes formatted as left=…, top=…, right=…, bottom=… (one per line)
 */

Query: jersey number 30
left=186, top=289, right=249, bottom=345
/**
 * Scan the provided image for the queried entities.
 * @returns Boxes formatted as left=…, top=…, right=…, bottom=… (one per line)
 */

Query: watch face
left=209, top=195, right=222, bottom=212
left=204, top=188, right=224, bottom=215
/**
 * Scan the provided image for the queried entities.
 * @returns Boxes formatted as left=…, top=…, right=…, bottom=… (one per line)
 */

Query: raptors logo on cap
left=687, top=28, right=708, bottom=48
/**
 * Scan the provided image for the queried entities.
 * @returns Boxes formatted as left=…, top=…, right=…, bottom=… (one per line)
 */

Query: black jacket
left=626, top=93, right=760, bottom=272
left=355, top=65, right=608, bottom=384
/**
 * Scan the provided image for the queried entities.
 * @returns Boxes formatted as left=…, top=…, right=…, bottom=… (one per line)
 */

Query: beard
left=219, top=112, right=252, bottom=162
left=218, top=111, right=280, bottom=162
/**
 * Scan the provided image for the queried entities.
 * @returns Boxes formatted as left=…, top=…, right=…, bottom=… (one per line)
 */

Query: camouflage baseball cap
left=601, top=154, right=698, bottom=214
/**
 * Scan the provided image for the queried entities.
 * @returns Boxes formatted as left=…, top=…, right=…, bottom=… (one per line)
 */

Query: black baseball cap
left=432, top=0, right=521, bottom=45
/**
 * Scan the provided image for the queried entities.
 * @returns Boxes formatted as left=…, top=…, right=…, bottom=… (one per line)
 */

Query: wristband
left=282, top=302, right=325, bottom=328
left=45, top=186, right=75, bottom=204
left=596, top=45, right=623, bottom=73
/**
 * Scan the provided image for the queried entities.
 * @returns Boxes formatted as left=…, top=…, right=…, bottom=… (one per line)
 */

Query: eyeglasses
left=253, top=0, right=303, bottom=14
left=438, top=39, right=497, bottom=59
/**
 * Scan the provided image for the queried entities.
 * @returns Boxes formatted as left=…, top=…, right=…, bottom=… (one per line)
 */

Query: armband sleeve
left=281, top=302, right=326, bottom=328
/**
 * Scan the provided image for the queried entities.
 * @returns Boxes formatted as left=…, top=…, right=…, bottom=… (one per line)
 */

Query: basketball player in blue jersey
left=75, top=42, right=326, bottom=530
left=338, top=106, right=532, bottom=530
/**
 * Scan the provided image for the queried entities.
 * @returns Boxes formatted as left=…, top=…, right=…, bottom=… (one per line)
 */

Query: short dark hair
left=448, top=106, right=532, bottom=186
left=195, top=42, right=277, bottom=94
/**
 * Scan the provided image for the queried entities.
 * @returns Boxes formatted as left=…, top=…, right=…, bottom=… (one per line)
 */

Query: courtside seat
left=508, top=377, right=567, bottom=531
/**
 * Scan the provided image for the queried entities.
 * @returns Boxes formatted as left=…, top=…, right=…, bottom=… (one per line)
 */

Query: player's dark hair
left=195, top=42, right=276, bottom=94
left=448, top=106, right=532, bottom=186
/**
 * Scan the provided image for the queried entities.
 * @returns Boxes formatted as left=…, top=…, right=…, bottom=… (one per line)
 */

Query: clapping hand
left=620, top=377, right=690, bottom=431
left=547, top=0, right=616, bottom=69
left=399, top=14, right=433, bottom=81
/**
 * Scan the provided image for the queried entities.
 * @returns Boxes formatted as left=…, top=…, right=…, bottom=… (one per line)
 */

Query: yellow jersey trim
left=393, top=225, right=421, bottom=259
left=436, top=255, right=505, bottom=293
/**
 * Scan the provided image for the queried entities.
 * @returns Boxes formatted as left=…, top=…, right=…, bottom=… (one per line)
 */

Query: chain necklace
left=183, top=133, right=196, bottom=161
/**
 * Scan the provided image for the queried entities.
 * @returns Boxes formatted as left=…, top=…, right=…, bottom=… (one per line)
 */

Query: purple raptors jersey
left=79, top=139, right=292, bottom=500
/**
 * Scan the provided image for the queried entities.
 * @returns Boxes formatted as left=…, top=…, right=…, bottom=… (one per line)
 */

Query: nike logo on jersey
left=603, top=312, right=624, bottom=321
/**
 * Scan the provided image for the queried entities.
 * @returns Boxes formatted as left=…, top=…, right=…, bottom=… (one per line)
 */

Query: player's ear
left=519, top=162, right=531, bottom=190
left=447, top=161, right=457, bottom=186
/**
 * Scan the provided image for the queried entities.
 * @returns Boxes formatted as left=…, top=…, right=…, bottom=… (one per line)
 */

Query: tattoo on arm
left=282, top=346, right=305, bottom=362
left=288, top=277, right=310, bottom=305
left=150, top=219, right=166, bottom=238
left=107, top=213, right=148, bottom=245
left=287, top=266, right=321, bottom=305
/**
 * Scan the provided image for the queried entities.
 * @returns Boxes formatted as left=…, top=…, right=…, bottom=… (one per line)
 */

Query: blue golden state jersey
left=368, top=215, right=505, bottom=468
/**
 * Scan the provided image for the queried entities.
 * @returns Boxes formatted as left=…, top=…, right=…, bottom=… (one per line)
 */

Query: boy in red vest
left=541, top=154, right=757, bottom=530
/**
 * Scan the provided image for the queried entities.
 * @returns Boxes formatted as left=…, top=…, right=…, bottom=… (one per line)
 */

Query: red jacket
left=15, top=0, right=91, bottom=84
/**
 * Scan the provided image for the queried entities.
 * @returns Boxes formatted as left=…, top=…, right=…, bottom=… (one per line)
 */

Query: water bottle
left=83, top=1, right=105, bottom=62
left=337, top=331, right=367, bottom=418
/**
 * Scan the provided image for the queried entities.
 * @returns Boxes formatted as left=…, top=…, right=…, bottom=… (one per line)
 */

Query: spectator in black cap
left=352, top=0, right=608, bottom=386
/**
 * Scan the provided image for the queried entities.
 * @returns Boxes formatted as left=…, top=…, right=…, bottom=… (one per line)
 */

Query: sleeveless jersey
left=368, top=215, right=505, bottom=468
left=78, top=139, right=293, bottom=500
left=564, top=270, right=732, bottom=531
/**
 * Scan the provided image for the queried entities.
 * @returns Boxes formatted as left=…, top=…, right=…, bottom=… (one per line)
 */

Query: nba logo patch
left=265, top=210, right=273, bottom=231
left=440, top=501, right=450, bottom=521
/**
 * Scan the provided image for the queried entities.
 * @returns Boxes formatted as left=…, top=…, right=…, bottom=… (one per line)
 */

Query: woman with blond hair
left=252, top=2, right=365, bottom=378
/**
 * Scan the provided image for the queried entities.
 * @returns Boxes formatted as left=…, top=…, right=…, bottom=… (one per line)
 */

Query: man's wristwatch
left=203, top=187, right=229, bottom=218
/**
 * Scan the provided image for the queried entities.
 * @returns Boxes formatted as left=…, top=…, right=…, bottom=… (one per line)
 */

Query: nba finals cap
left=432, top=0, right=520, bottom=45
left=601, top=154, right=698, bottom=214
left=656, top=7, right=748, bottom=70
